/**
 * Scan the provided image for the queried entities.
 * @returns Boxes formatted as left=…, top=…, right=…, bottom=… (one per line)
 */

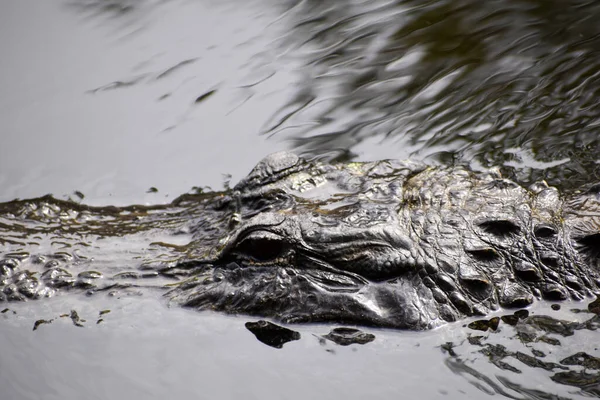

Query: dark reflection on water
left=444, top=304, right=600, bottom=399
left=4, top=1, right=600, bottom=399
left=58, top=0, right=600, bottom=191
left=269, top=0, right=600, bottom=190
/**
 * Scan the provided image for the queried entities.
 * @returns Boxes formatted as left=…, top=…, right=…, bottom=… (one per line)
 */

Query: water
left=269, top=0, right=600, bottom=189
left=0, top=0, right=292, bottom=205
left=2, top=0, right=600, bottom=399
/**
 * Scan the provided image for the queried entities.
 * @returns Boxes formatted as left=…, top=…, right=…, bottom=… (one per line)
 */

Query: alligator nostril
left=534, top=224, right=557, bottom=238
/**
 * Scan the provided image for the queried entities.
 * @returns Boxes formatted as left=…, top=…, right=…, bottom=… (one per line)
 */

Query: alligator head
left=169, top=152, right=600, bottom=329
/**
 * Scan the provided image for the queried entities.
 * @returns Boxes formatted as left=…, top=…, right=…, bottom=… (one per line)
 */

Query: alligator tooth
left=535, top=187, right=560, bottom=204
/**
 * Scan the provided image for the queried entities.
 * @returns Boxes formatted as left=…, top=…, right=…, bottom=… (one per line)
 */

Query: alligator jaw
left=5, top=152, right=600, bottom=330
left=168, top=263, right=442, bottom=329
left=169, top=152, right=600, bottom=330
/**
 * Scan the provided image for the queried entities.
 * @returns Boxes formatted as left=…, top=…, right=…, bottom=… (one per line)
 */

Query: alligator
left=1, top=152, right=600, bottom=330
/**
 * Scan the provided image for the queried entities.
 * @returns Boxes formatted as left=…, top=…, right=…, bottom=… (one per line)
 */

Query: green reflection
left=274, top=0, right=600, bottom=189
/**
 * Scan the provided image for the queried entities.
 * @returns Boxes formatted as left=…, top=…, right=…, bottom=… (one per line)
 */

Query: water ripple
left=271, top=0, right=600, bottom=189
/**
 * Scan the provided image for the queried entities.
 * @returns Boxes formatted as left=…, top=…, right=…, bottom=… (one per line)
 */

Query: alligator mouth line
left=216, top=250, right=370, bottom=292
left=292, top=252, right=370, bottom=290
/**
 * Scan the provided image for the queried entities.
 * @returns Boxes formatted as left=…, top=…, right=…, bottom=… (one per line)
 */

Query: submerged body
left=2, top=152, right=600, bottom=329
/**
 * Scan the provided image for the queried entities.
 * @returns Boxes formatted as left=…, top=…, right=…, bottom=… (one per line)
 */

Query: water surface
left=2, top=1, right=600, bottom=399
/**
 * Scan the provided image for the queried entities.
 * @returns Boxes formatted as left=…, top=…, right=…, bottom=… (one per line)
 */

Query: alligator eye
left=233, top=231, right=288, bottom=262
left=478, top=220, right=520, bottom=237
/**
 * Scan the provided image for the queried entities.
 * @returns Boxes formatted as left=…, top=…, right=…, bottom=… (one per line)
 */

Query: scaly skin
left=171, top=152, right=600, bottom=329
left=2, top=152, right=600, bottom=329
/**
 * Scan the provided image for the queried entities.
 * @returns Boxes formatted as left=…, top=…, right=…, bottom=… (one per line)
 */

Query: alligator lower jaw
left=166, top=264, right=442, bottom=330
left=218, top=260, right=372, bottom=290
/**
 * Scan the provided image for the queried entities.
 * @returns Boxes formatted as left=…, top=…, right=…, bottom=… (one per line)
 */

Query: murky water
left=269, top=0, right=600, bottom=190
left=3, top=0, right=600, bottom=399
left=0, top=0, right=293, bottom=205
